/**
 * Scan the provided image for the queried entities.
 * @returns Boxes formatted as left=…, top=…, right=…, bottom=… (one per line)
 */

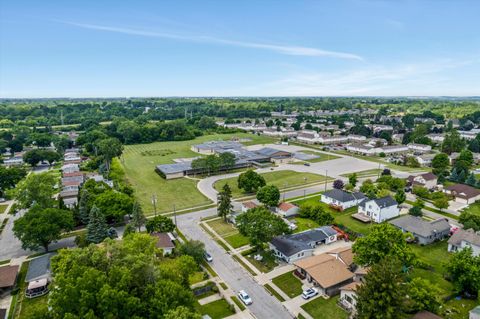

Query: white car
left=302, top=287, right=318, bottom=300
left=203, top=251, right=213, bottom=262
left=238, top=290, right=252, bottom=305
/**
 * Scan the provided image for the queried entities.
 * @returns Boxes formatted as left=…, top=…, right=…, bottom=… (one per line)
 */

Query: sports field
left=121, top=133, right=274, bottom=214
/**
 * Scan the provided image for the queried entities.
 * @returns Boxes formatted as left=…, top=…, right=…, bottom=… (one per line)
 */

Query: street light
left=151, top=194, right=157, bottom=217
left=324, top=169, right=328, bottom=192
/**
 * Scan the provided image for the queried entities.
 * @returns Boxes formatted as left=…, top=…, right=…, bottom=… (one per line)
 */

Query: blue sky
left=1, top=0, right=479, bottom=97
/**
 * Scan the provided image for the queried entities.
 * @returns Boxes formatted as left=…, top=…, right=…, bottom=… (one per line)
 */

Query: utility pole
left=151, top=194, right=157, bottom=217
left=173, top=204, right=177, bottom=227
left=324, top=169, right=328, bottom=192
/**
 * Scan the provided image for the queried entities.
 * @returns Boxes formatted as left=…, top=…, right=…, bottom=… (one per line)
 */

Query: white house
left=356, top=196, right=399, bottom=223
left=408, top=143, right=432, bottom=153
left=346, top=144, right=375, bottom=155
left=415, top=154, right=436, bottom=167
left=376, top=145, right=409, bottom=155
left=296, top=130, right=319, bottom=144
left=444, top=184, right=480, bottom=204
left=241, top=201, right=258, bottom=213
left=2, top=157, right=24, bottom=166
left=276, top=202, right=300, bottom=217
left=318, top=135, right=348, bottom=145
left=347, top=135, right=367, bottom=142
left=407, top=172, right=438, bottom=189
left=321, top=189, right=366, bottom=211
left=339, top=282, right=361, bottom=314
left=448, top=228, right=480, bottom=257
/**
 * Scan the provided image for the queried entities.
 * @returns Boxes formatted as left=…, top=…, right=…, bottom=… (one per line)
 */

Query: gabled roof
left=294, top=254, right=354, bottom=288
left=278, top=202, right=298, bottom=212
left=340, top=281, right=361, bottom=291
left=152, top=233, right=175, bottom=249
left=25, top=253, right=55, bottom=282
left=445, top=184, right=480, bottom=199
left=389, top=215, right=450, bottom=238
left=0, top=265, right=19, bottom=288
left=360, top=196, right=397, bottom=209
left=270, top=236, right=312, bottom=256
left=270, top=226, right=338, bottom=257
left=322, top=189, right=366, bottom=203
left=242, top=201, right=258, bottom=209
left=448, top=228, right=480, bottom=247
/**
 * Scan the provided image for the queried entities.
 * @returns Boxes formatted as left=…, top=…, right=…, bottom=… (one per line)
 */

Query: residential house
left=376, top=145, right=409, bottom=155
left=339, top=281, right=361, bottom=314
left=355, top=196, right=399, bottom=223
left=448, top=228, right=480, bottom=257
left=0, top=265, right=19, bottom=293
left=61, top=163, right=80, bottom=174
left=408, top=143, right=432, bottom=153
left=444, top=184, right=480, bottom=204
left=347, top=135, right=367, bottom=142
left=318, top=135, right=348, bottom=145
left=152, top=232, right=176, bottom=256
left=470, top=306, right=480, bottom=319
left=320, top=189, right=366, bottom=211
left=296, top=130, right=319, bottom=144
left=2, top=156, right=24, bottom=166
left=426, top=134, right=445, bottom=144
left=270, top=226, right=338, bottom=263
left=346, top=144, right=375, bottom=156
left=389, top=215, right=450, bottom=245
left=241, top=201, right=258, bottom=213
left=415, top=153, right=436, bottom=167
left=293, top=247, right=355, bottom=296
left=25, top=253, right=55, bottom=298
left=276, top=202, right=299, bottom=217
left=392, top=134, right=404, bottom=143
left=406, top=173, right=438, bottom=189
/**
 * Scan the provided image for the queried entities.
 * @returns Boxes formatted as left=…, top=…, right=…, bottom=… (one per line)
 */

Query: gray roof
left=255, top=147, right=290, bottom=158
left=156, top=162, right=192, bottom=174
left=25, top=253, right=56, bottom=282
left=271, top=226, right=338, bottom=257
left=360, top=196, right=397, bottom=209
left=448, top=228, right=480, bottom=247
left=294, top=152, right=319, bottom=161
left=270, top=237, right=312, bottom=256
left=322, top=189, right=366, bottom=203
left=389, top=215, right=450, bottom=238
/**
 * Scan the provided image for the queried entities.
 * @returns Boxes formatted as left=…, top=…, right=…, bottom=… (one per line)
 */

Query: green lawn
left=0, top=204, right=8, bottom=214
left=244, top=250, right=278, bottom=273
left=340, top=169, right=382, bottom=178
left=189, top=271, right=207, bottom=285
left=292, top=217, right=319, bottom=233
left=121, top=133, right=273, bottom=214
left=195, top=298, right=235, bottom=319
left=271, top=271, right=303, bottom=298
left=224, top=233, right=250, bottom=248
left=206, top=219, right=250, bottom=249
left=301, top=296, right=348, bottom=319
left=214, top=170, right=331, bottom=198
left=462, top=201, right=480, bottom=216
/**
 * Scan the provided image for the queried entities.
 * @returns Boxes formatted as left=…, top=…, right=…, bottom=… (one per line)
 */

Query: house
left=317, top=135, right=348, bottom=145
left=346, top=144, right=375, bottom=156
left=339, top=281, right=361, bottom=314
left=376, top=145, right=409, bottom=155
left=227, top=211, right=242, bottom=225
left=0, top=265, right=19, bottom=293
left=448, top=228, right=480, bottom=257
left=296, top=130, right=319, bottom=144
left=61, top=163, right=80, bottom=174
left=276, top=202, right=299, bottom=217
left=355, top=196, right=399, bottom=223
left=347, top=135, right=367, bottom=142
left=427, top=134, right=445, bottom=144
left=241, top=201, right=258, bottom=213
left=25, top=253, right=55, bottom=298
left=444, top=184, right=480, bottom=204
left=151, top=232, right=176, bottom=255
left=270, top=226, right=338, bottom=263
left=470, top=306, right=480, bottom=319
left=293, top=247, right=354, bottom=296
left=321, top=189, right=366, bottom=211
left=255, top=147, right=293, bottom=164
left=406, top=173, right=438, bottom=189
left=2, top=156, right=24, bottom=166
left=415, top=153, right=436, bottom=167
left=408, top=143, right=432, bottom=153
left=389, top=215, right=450, bottom=245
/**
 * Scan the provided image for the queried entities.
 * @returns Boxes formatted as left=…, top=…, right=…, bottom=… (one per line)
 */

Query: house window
left=344, top=295, right=353, bottom=303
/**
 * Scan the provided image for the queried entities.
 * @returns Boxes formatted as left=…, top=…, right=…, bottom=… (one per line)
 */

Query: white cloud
left=63, top=22, right=363, bottom=60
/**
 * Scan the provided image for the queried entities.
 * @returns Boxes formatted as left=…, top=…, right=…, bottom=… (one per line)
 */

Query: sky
left=1, top=0, right=480, bottom=98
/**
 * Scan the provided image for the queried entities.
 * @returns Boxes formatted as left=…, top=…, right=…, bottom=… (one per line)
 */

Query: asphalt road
left=176, top=208, right=293, bottom=319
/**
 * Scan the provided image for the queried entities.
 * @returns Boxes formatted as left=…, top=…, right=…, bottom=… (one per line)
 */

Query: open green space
left=189, top=271, right=207, bottom=285
left=206, top=219, right=250, bottom=249
left=340, top=168, right=382, bottom=178
left=462, top=201, right=480, bottom=216
left=271, top=271, right=303, bottom=298
left=292, top=217, right=319, bottom=233
left=121, top=133, right=273, bottom=214
left=224, top=233, right=250, bottom=248
left=0, top=205, right=8, bottom=214
left=214, top=170, right=331, bottom=198
left=301, top=296, right=348, bottom=319
left=195, top=298, right=235, bottom=319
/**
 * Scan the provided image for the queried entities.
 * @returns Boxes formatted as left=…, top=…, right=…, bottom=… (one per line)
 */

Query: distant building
left=407, top=173, right=438, bottom=189
left=448, top=228, right=480, bottom=257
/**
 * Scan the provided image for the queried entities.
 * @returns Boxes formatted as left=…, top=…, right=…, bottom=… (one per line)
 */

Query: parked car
left=302, top=287, right=318, bottom=300
left=0, top=198, right=5, bottom=203
left=238, top=290, right=252, bottom=305
left=303, top=162, right=310, bottom=166
left=204, top=251, right=213, bottom=262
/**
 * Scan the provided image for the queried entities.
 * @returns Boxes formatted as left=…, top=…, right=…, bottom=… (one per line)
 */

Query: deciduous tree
left=256, top=185, right=280, bottom=207
left=237, top=170, right=266, bottom=193
left=146, top=215, right=176, bottom=233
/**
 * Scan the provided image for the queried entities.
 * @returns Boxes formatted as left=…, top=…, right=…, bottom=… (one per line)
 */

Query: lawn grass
left=292, top=217, right=319, bottom=233
left=195, top=298, right=235, bottom=319
left=301, top=296, right=348, bottom=319
left=443, top=298, right=479, bottom=319
left=232, top=255, right=257, bottom=276
left=0, top=204, right=8, bottom=214
left=340, top=168, right=382, bottom=178
left=271, top=272, right=303, bottom=298
left=214, top=170, right=331, bottom=198
left=461, top=201, right=480, bottom=216
left=230, top=296, right=246, bottom=311
left=121, top=133, right=272, bottom=214
left=405, top=200, right=459, bottom=220
left=244, top=251, right=278, bottom=273
left=224, top=233, right=250, bottom=249
left=206, top=219, right=250, bottom=249
left=264, top=283, right=286, bottom=302
left=189, top=271, right=207, bottom=285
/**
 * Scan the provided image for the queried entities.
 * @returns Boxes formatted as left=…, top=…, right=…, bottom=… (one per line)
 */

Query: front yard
left=301, top=296, right=348, bottom=319
left=243, top=250, right=278, bottom=273
left=195, top=298, right=235, bottom=319
left=461, top=201, right=480, bottom=216
left=271, top=271, right=303, bottom=298
left=206, top=218, right=249, bottom=249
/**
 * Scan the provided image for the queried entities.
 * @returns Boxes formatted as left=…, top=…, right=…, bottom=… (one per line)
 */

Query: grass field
left=271, top=272, right=303, bottom=298
left=340, top=168, right=382, bottom=178
left=121, top=133, right=273, bottom=214
left=301, top=296, right=348, bottom=319
left=462, top=201, right=480, bottom=216
left=206, top=219, right=250, bottom=249
left=214, top=170, right=331, bottom=198
left=195, top=298, right=235, bottom=319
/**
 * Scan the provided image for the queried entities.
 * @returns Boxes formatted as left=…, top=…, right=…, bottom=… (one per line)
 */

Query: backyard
left=121, top=133, right=274, bottom=214
left=271, top=271, right=303, bottom=298
left=301, top=296, right=348, bottom=319
left=214, top=170, right=331, bottom=198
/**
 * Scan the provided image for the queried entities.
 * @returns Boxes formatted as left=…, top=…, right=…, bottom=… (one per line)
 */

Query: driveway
left=176, top=208, right=293, bottom=319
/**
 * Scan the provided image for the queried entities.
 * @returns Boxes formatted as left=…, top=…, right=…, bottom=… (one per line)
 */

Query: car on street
left=302, top=287, right=318, bottom=300
left=238, top=290, right=253, bottom=305
left=303, top=162, right=310, bottom=166
left=204, top=251, right=213, bottom=262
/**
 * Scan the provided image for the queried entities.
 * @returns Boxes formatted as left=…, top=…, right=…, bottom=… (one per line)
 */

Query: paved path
left=176, top=208, right=293, bottom=319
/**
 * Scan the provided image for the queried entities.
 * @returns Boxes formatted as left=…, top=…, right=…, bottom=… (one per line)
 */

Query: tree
left=299, top=204, right=334, bottom=226
left=219, top=152, right=235, bottom=171
left=333, top=179, right=344, bottom=190
left=459, top=212, right=480, bottom=231
left=131, top=201, right=146, bottom=231
left=15, top=172, right=56, bottom=209
left=13, top=207, right=74, bottom=252
left=353, top=223, right=416, bottom=266
left=405, top=278, right=441, bottom=314
left=446, top=247, right=480, bottom=295
left=433, top=197, right=449, bottom=212
left=237, top=170, right=266, bottom=193
left=236, top=207, right=290, bottom=249
left=177, top=240, right=205, bottom=264
left=45, top=234, right=198, bottom=318
left=196, top=116, right=217, bottom=130
left=256, top=185, right=280, bottom=207
left=204, top=154, right=221, bottom=175
left=355, top=257, right=406, bottom=319
left=146, top=215, right=175, bottom=233
left=409, top=205, right=423, bottom=217
left=431, top=153, right=449, bottom=176
left=217, top=183, right=232, bottom=221
left=381, top=168, right=391, bottom=176
left=466, top=172, right=477, bottom=186
left=412, top=186, right=430, bottom=199
left=94, top=190, right=134, bottom=223
left=78, top=188, right=91, bottom=225
left=406, top=157, right=420, bottom=168
left=86, top=205, right=109, bottom=244
left=165, top=307, right=202, bottom=319
left=96, top=137, right=123, bottom=173
left=442, top=130, right=466, bottom=154
left=0, top=166, right=26, bottom=196
left=394, top=190, right=406, bottom=205
left=348, top=173, right=357, bottom=187
left=22, top=149, right=44, bottom=166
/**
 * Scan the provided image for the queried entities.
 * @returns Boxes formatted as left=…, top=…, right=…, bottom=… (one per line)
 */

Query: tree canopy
left=237, top=170, right=266, bottom=193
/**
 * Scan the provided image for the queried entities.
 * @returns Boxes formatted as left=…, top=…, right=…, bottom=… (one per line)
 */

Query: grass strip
left=232, top=255, right=257, bottom=276
left=230, top=296, right=246, bottom=311
left=405, top=200, right=458, bottom=220
left=264, top=284, right=286, bottom=302
left=201, top=261, right=218, bottom=278
left=219, top=282, right=228, bottom=290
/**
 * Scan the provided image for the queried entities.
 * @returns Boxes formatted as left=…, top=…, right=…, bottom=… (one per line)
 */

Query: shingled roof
left=322, top=189, right=366, bottom=203
left=390, top=215, right=450, bottom=238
